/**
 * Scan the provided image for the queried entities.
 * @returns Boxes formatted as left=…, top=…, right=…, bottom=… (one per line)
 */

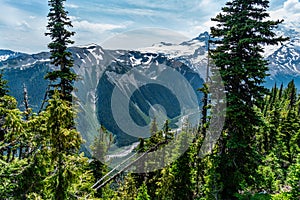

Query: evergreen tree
left=0, top=71, right=9, bottom=157
left=255, top=82, right=299, bottom=194
left=287, top=154, right=300, bottom=199
left=255, top=82, right=300, bottom=197
left=113, top=173, right=138, bottom=200
left=0, top=91, right=94, bottom=199
left=44, top=91, right=85, bottom=199
left=169, top=134, right=194, bottom=200
left=154, top=166, right=175, bottom=199
left=210, top=0, right=288, bottom=198
left=45, top=0, right=77, bottom=102
left=90, top=125, right=114, bottom=198
left=136, top=183, right=151, bottom=200
left=150, top=117, right=158, bottom=136
left=152, top=130, right=195, bottom=200
left=0, top=71, right=9, bottom=97
left=284, top=80, right=297, bottom=108
left=0, top=95, right=27, bottom=198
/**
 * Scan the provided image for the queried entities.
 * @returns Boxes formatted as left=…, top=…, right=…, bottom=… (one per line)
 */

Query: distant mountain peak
left=76, top=43, right=100, bottom=49
left=179, top=32, right=209, bottom=47
left=0, top=50, right=27, bottom=62
left=152, top=42, right=173, bottom=47
left=194, top=31, right=210, bottom=41
left=1, top=27, right=300, bottom=146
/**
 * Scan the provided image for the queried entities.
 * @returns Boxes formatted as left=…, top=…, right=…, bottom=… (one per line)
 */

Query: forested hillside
left=0, top=0, right=299, bottom=199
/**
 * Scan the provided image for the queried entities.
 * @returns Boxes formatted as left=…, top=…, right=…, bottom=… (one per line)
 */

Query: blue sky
left=0, top=0, right=299, bottom=53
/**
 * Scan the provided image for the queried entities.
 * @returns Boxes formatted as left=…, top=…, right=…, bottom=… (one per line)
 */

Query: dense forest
left=0, top=0, right=299, bottom=199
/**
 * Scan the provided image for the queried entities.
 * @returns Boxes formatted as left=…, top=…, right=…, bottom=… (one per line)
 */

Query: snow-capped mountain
left=140, top=32, right=208, bottom=59
left=0, top=44, right=203, bottom=147
left=267, top=38, right=300, bottom=74
left=0, top=50, right=27, bottom=62
left=0, top=28, right=299, bottom=147
left=263, top=26, right=300, bottom=87
left=140, top=29, right=300, bottom=88
left=264, top=26, right=300, bottom=84
left=139, top=32, right=209, bottom=76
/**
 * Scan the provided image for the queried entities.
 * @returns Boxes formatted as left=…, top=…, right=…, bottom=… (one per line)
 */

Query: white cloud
left=73, top=20, right=127, bottom=33
left=0, top=1, right=49, bottom=53
left=69, top=15, right=80, bottom=21
left=98, top=7, right=160, bottom=17
left=109, top=0, right=187, bottom=11
left=101, top=28, right=188, bottom=50
left=282, top=0, right=300, bottom=13
left=0, top=3, right=24, bottom=26
left=189, top=0, right=300, bottom=37
left=65, top=3, right=79, bottom=9
left=1, top=0, right=297, bottom=53
left=71, top=20, right=132, bottom=48
left=270, top=0, right=300, bottom=22
left=16, top=20, right=31, bottom=31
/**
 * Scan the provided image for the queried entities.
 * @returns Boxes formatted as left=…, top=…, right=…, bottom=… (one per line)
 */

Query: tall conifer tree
left=45, top=0, right=77, bottom=102
left=210, top=0, right=288, bottom=198
left=0, top=72, right=9, bottom=147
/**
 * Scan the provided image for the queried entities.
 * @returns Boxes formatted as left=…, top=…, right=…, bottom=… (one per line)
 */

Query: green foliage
left=165, top=131, right=194, bottom=200
left=210, top=0, right=288, bottom=198
left=136, top=183, right=151, bottom=200
left=235, top=193, right=272, bottom=200
left=89, top=125, right=114, bottom=198
left=1, top=0, right=299, bottom=199
left=271, top=193, right=291, bottom=200
left=235, top=192, right=294, bottom=200
left=150, top=117, right=158, bottom=136
left=286, top=154, right=300, bottom=199
left=257, top=152, right=284, bottom=192
left=91, top=125, right=113, bottom=162
left=0, top=91, right=95, bottom=199
left=0, top=158, right=29, bottom=198
left=154, top=166, right=175, bottom=200
left=0, top=71, right=9, bottom=97
left=41, top=91, right=93, bottom=199
left=113, top=173, right=138, bottom=200
left=45, top=0, right=77, bottom=102
left=254, top=81, right=300, bottom=198
left=199, top=155, right=222, bottom=200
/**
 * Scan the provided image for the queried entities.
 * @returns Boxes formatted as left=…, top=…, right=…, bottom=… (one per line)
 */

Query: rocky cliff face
left=0, top=44, right=203, bottom=147
left=1, top=29, right=299, bottom=146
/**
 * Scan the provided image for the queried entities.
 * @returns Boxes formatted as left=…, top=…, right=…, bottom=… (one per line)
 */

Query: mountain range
left=0, top=28, right=299, bottom=148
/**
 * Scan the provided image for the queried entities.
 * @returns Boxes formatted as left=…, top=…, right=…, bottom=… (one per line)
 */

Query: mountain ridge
left=0, top=29, right=299, bottom=147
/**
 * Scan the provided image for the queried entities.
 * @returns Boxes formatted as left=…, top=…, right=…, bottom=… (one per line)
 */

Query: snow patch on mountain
left=0, top=50, right=26, bottom=62
left=0, top=55, right=10, bottom=61
left=139, top=37, right=206, bottom=59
